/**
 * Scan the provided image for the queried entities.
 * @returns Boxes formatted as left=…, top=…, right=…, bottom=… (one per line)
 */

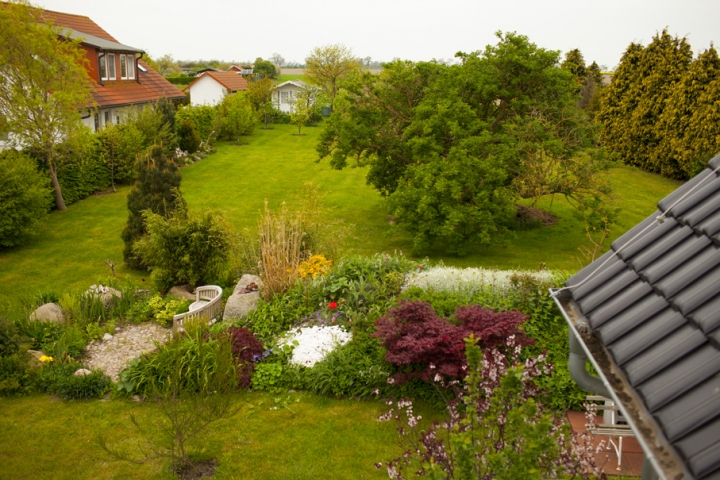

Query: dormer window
left=120, top=54, right=136, bottom=80
left=107, top=53, right=116, bottom=80
left=99, top=54, right=107, bottom=80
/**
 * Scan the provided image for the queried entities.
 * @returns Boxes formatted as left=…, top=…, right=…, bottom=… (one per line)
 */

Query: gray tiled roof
left=564, top=155, right=720, bottom=480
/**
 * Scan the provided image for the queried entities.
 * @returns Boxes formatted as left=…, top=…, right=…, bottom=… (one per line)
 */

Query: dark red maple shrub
left=373, top=301, right=530, bottom=384
left=227, top=326, right=264, bottom=387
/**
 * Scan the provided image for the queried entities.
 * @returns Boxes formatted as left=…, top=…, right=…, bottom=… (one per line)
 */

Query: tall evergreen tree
left=658, top=47, right=720, bottom=177
left=561, top=49, right=587, bottom=87
left=598, top=30, right=692, bottom=174
left=121, top=145, right=184, bottom=269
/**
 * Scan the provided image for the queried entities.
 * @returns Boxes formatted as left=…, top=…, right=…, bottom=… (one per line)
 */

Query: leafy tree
left=305, top=44, right=362, bottom=109
left=0, top=0, right=93, bottom=210
left=289, top=85, right=321, bottom=135
left=121, top=145, right=184, bottom=269
left=125, top=103, right=177, bottom=157
left=246, top=77, right=275, bottom=128
left=598, top=30, right=692, bottom=177
left=0, top=149, right=52, bottom=247
left=253, top=57, right=277, bottom=79
left=147, top=53, right=180, bottom=77
left=155, top=97, right=177, bottom=134
left=214, top=92, right=257, bottom=142
left=270, top=53, right=285, bottom=67
left=319, top=33, right=610, bottom=254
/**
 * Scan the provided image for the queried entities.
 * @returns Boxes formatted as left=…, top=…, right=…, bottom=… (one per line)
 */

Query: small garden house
left=183, top=71, right=249, bottom=107
left=273, top=80, right=308, bottom=113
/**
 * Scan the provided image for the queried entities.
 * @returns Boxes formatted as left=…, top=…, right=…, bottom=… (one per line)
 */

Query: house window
left=99, top=55, right=107, bottom=80
left=107, top=53, right=116, bottom=80
left=120, top=54, right=127, bottom=79
left=127, top=55, right=135, bottom=79
left=281, top=91, right=292, bottom=104
left=104, top=110, right=111, bottom=125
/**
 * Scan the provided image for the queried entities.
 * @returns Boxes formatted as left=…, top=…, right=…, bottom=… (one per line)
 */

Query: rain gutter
left=551, top=288, right=667, bottom=480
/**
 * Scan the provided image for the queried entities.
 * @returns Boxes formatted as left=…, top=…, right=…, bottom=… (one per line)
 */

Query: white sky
left=38, top=0, right=719, bottom=70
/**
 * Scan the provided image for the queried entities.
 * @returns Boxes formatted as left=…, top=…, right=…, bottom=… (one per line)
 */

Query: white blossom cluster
left=281, top=325, right=352, bottom=368
left=403, top=266, right=554, bottom=292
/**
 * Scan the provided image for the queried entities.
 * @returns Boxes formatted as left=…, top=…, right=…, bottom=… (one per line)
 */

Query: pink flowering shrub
left=376, top=336, right=606, bottom=479
left=372, top=301, right=531, bottom=383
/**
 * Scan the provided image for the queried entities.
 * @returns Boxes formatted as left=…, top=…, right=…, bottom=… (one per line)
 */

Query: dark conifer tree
left=121, top=144, right=184, bottom=269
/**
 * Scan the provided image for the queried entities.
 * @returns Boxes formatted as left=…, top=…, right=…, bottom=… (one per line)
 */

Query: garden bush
left=133, top=205, right=232, bottom=290
left=0, top=149, right=52, bottom=247
left=214, top=92, right=257, bottom=142
left=377, top=337, right=603, bottom=479
left=37, top=361, right=111, bottom=400
left=226, top=326, right=265, bottom=387
left=177, top=118, right=201, bottom=154
left=176, top=104, right=217, bottom=143
left=0, top=317, right=37, bottom=396
left=373, top=301, right=529, bottom=383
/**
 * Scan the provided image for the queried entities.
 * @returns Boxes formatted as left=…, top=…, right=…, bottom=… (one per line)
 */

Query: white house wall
left=274, top=84, right=303, bottom=113
left=187, top=75, right=228, bottom=106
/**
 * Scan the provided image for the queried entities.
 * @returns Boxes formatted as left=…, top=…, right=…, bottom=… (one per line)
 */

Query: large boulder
left=168, top=285, right=196, bottom=301
left=30, top=303, right=64, bottom=323
left=86, top=285, right=122, bottom=309
left=223, top=274, right=262, bottom=319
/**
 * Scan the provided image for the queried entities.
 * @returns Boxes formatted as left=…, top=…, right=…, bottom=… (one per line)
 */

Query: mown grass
left=275, top=74, right=307, bottom=83
left=0, top=391, right=420, bottom=479
left=0, top=123, right=680, bottom=314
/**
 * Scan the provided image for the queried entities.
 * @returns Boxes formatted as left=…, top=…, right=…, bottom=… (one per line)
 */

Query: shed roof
left=183, top=71, right=249, bottom=93
left=556, top=155, right=720, bottom=479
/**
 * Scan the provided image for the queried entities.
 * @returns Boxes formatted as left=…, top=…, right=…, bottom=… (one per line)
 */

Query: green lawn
left=275, top=74, right=307, bottom=83
left=0, top=391, right=416, bottom=479
left=0, top=123, right=680, bottom=314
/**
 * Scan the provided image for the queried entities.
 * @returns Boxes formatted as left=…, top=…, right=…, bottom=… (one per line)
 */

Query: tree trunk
left=48, top=160, right=67, bottom=211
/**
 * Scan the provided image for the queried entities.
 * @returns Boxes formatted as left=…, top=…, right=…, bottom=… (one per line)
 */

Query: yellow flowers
left=39, top=355, right=54, bottom=363
left=297, top=254, right=332, bottom=279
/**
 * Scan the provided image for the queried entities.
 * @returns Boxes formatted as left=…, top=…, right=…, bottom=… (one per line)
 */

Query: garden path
left=83, top=323, right=170, bottom=381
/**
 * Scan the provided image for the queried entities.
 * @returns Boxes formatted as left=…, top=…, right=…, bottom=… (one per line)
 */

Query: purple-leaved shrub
left=372, top=301, right=531, bottom=383
left=227, top=327, right=264, bottom=387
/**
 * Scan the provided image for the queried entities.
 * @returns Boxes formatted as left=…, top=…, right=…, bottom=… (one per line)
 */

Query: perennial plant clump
left=376, top=336, right=606, bottom=479
left=403, top=266, right=554, bottom=292
left=297, top=254, right=333, bottom=279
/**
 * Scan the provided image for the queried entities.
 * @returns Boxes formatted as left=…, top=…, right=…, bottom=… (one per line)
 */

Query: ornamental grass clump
left=376, top=336, right=605, bottom=479
left=258, top=200, right=305, bottom=300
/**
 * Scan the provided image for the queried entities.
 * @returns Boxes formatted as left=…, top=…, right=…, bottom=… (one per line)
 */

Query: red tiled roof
left=184, top=71, right=249, bottom=93
left=40, top=9, right=185, bottom=108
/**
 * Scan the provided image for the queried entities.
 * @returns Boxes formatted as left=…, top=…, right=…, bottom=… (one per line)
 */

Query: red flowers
left=328, top=301, right=338, bottom=309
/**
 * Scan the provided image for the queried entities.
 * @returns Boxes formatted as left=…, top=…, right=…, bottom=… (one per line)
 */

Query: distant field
left=0, top=123, right=680, bottom=315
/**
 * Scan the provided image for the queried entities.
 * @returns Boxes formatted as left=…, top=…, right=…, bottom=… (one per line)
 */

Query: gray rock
left=168, top=285, right=196, bottom=301
left=27, top=349, right=45, bottom=367
left=102, top=333, right=113, bottom=341
left=235, top=274, right=263, bottom=293
left=74, top=368, right=92, bottom=377
left=30, top=303, right=64, bottom=323
left=223, top=274, right=263, bottom=319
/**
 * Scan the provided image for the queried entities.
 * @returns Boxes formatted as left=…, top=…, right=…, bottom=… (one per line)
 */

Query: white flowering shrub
left=403, top=267, right=554, bottom=292
left=280, top=325, right=352, bottom=367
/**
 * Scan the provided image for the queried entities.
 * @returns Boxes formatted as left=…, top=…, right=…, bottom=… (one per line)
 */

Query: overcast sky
left=39, top=0, right=719, bottom=70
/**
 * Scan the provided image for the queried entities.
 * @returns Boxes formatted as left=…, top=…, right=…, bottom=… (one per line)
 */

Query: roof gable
left=559, top=155, right=720, bottom=479
left=184, top=71, right=248, bottom=93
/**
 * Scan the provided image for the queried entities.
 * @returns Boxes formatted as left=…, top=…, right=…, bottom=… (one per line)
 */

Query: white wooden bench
left=586, top=395, right=635, bottom=471
left=172, top=285, right=223, bottom=335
